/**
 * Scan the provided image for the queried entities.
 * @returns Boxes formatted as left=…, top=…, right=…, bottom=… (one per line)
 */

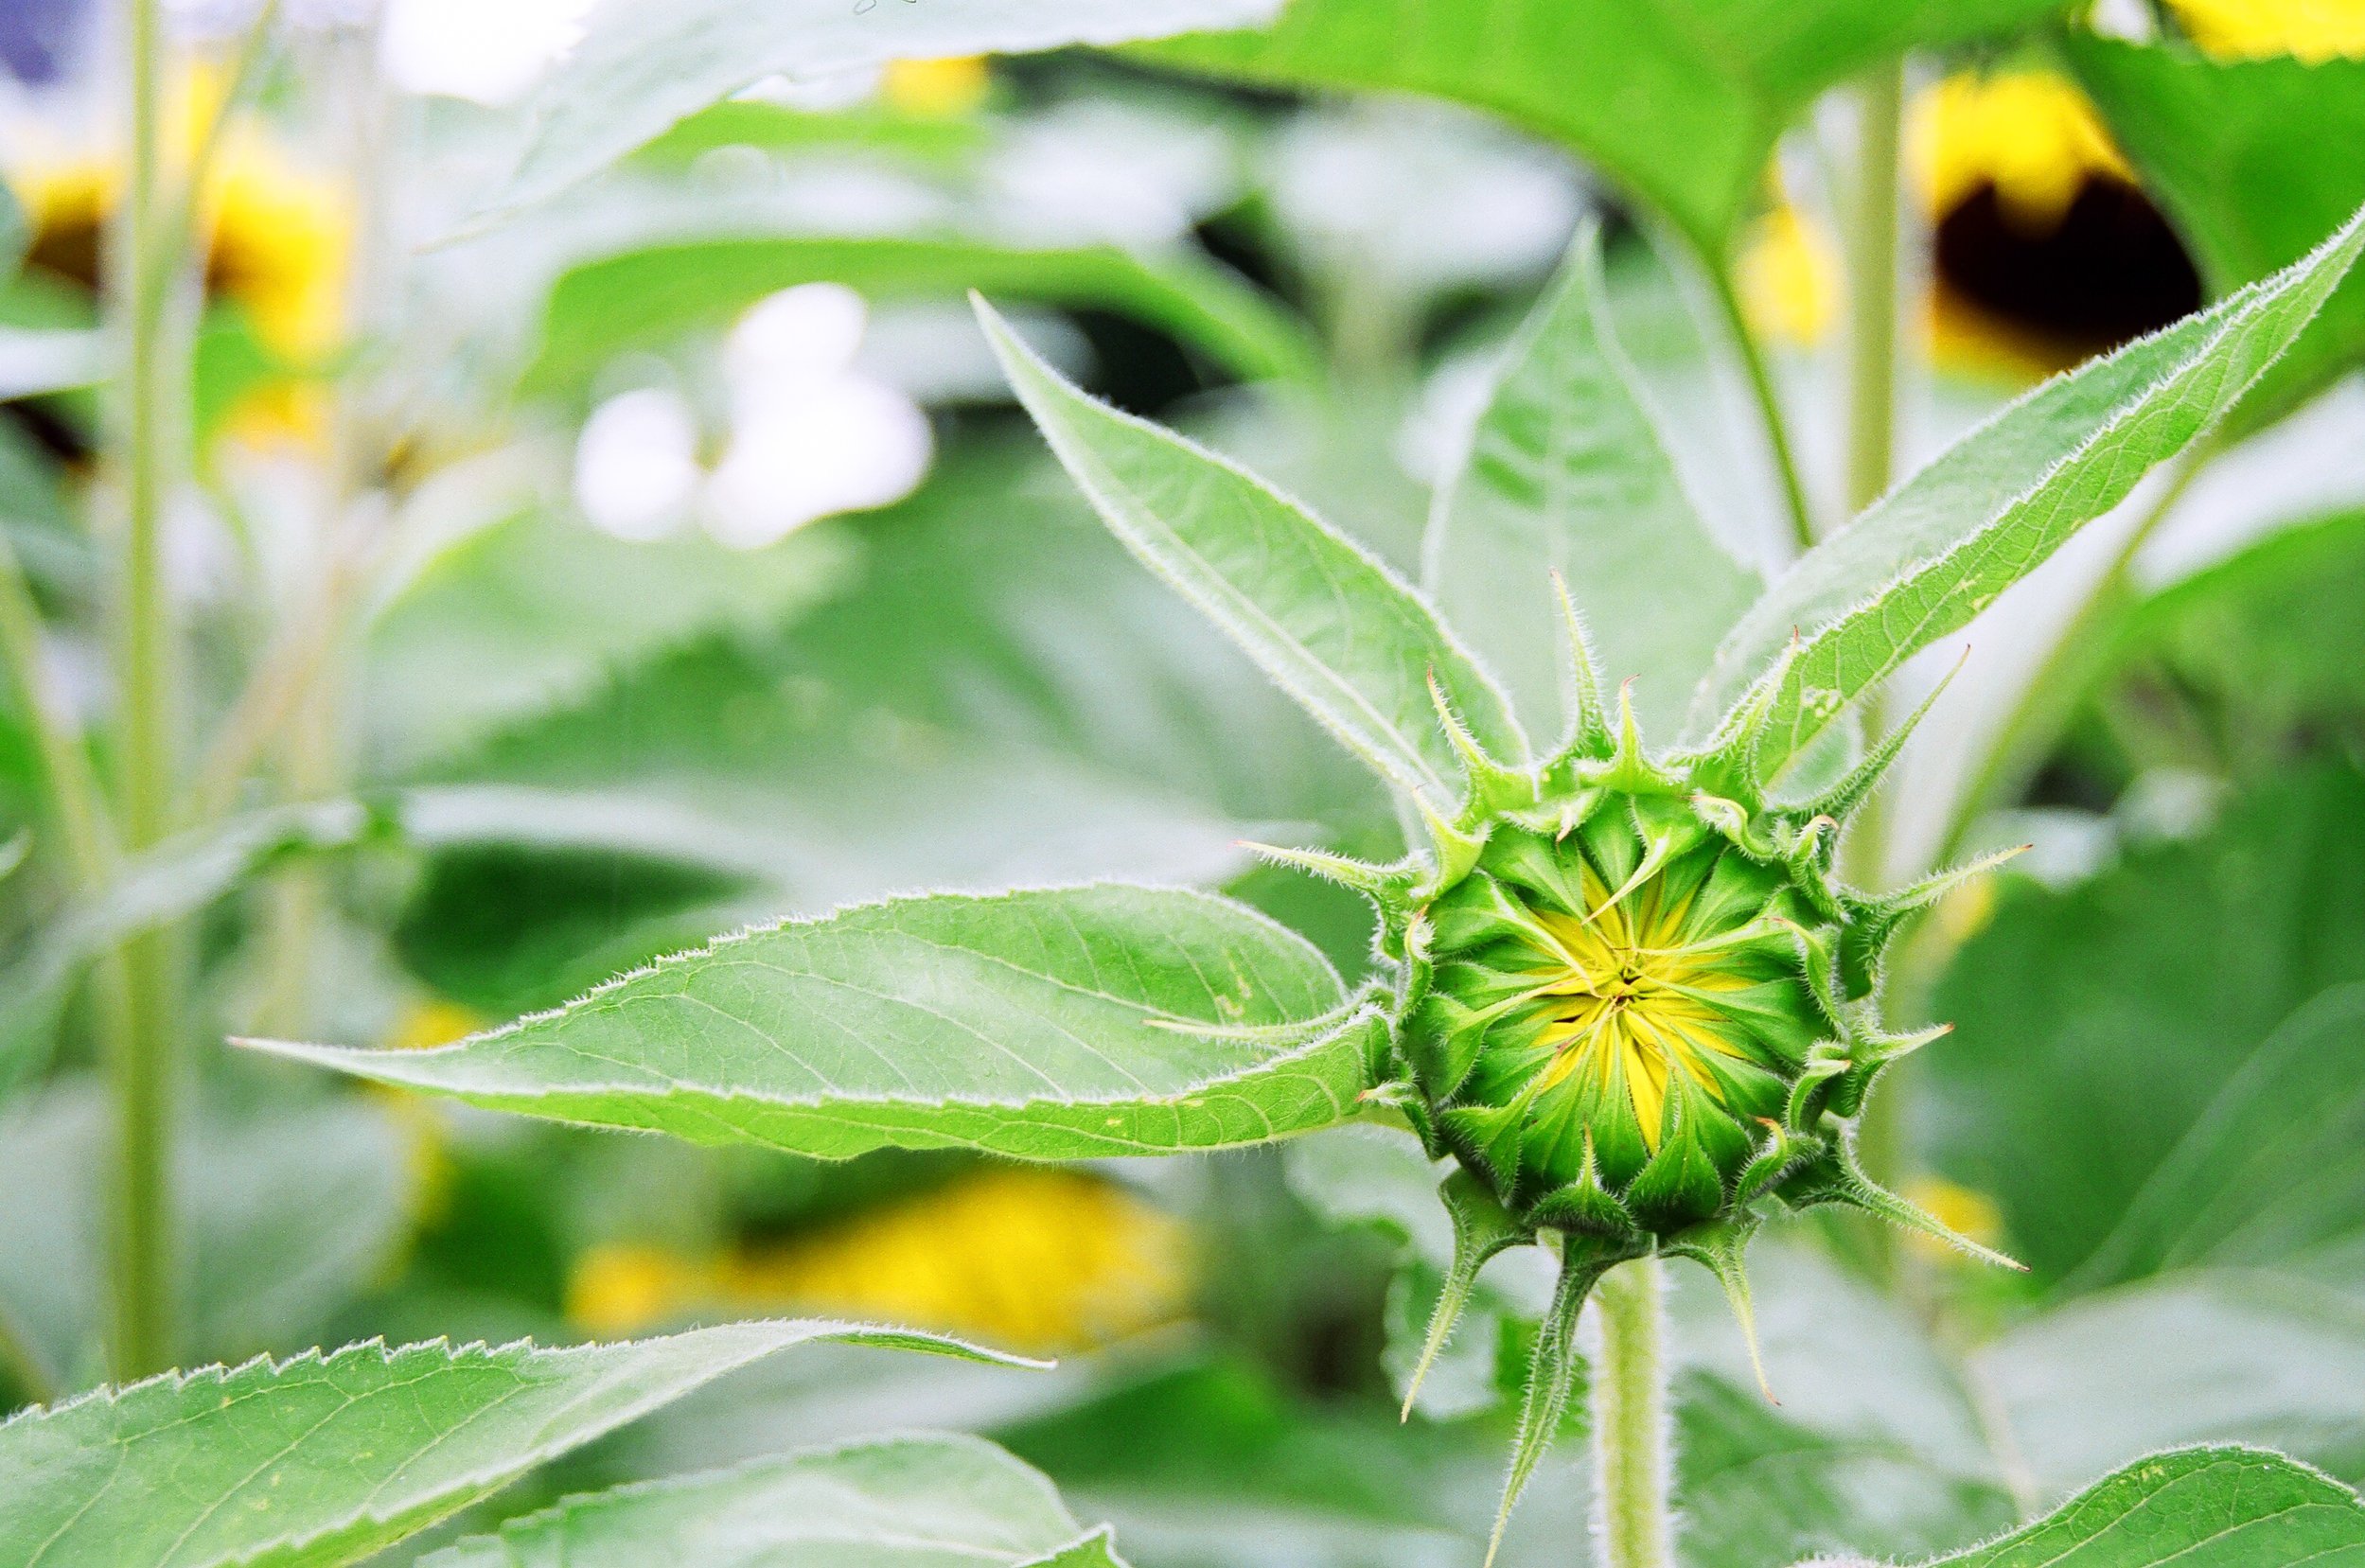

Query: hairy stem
left=1706, top=264, right=1817, bottom=557
left=108, top=0, right=181, bottom=1379
left=1590, top=1257, right=1673, bottom=1568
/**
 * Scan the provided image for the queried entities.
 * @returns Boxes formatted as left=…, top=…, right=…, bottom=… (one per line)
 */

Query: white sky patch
left=380, top=0, right=591, bottom=106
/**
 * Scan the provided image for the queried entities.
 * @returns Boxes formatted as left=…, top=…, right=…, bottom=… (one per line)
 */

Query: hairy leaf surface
left=1696, top=203, right=2365, bottom=769
left=248, top=885, right=1373, bottom=1159
left=1425, top=229, right=1757, bottom=739
left=421, top=1432, right=1125, bottom=1567
left=485, top=0, right=1280, bottom=217
left=980, top=301, right=1524, bottom=809
left=0, top=1321, right=1032, bottom=1568
left=1917, top=1446, right=2365, bottom=1566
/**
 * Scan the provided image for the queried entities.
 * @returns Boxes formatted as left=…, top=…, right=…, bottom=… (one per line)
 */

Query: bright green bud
left=1413, top=808, right=1826, bottom=1239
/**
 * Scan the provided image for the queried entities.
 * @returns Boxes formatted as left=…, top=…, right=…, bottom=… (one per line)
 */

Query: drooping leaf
left=484, top=0, right=1282, bottom=218
left=1861, top=1446, right=2365, bottom=1567
left=247, top=884, right=1375, bottom=1160
left=420, top=1432, right=1127, bottom=1567
left=2076, top=984, right=2365, bottom=1292
left=1930, top=765, right=2365, bottom=1282
left=2069, top=33, right=2365, bottom=438
left=979, top=300, right=1526, bottom=810
left=0, top=1083, right=411, bottom=1397
left=1138, top=0, right=2068, bottom=259
left=1977, top=1272, right=2365, bottom=1497
left=0, top=1320, right=1036, bottom=1568
left=1694, top=203, right=2365, bottom=772
left=1424, top=225, right=1758, bottom=740
left=529, top=235, right=1316, bottom=396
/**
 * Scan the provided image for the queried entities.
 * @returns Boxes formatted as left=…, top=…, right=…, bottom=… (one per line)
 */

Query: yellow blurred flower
left=2166, top=0, right=2365, bottom=62
left=1900, top=1176, right=2008, bottom=1265
left=372, top=996, right=485, bottom=1228
left=567, top=1166, right=1191, bottom=1354
left=7, top=62, right=350, bottom=441
left=1914, top=70, right=2128, bottom=238
left=881, top=56, right=992, bottom=117
left=1738, top=202, right=1841, bottom=345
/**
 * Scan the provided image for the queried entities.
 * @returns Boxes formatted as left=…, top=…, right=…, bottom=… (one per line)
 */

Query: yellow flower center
left=1518, top=864, right=1761, bottom=1152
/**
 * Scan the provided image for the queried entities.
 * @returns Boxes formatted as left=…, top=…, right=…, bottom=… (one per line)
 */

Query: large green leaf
left=529, top=235, right=1315, bottom=396
left=421, top=1432, right=1126, bottom=1567
left=1694, top=203, right=2365, bottom=771
left=1887, top=1446, right=2365, bottom=1567
left=1980, top=1271, right=2365, bottom=1496
left=2076, top=984, right=2365, bottom=1292
left=0, top=1321, right=1034, bottom=1568
left=1424, top=227, right=1758, bottom=741
left=0, top=1083, right=410, bottom=1397
left=1929, top=765, right=2365, bottom=1283
left=1139, top=0, right=2067, bottom=259
left=980, top=301, right=1525, bottom=810
left=485, top=0, right=1281, bottom=218
left=247, top=884, right=1375, bottom=1159
left=2069, top=33, right=2365, bottom=438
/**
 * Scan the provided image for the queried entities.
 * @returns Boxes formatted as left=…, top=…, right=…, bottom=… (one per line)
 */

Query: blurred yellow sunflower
left=2165, top=0, right=2365, bottom=61
left=1740, top=67, right=2199, bottom=379
left=569, top=1165, right=1190, bottom=1354
left=879, top=55, right=992, bottom=117
left=1900, top=1175, right=2008, bottom=1265
left=6, top=62, right=350, bottom=441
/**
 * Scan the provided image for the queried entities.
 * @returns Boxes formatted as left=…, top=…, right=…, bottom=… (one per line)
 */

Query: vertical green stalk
left=1836, top=63, right=1909, bottom=1278
left=108, top=0, right=181, bottom=1379
left=1590, top=1258, right=1672, bottom=1568
left=1838, top=60, right=1907, bottom=896
left=1707, top=267, right=1817, bottom=555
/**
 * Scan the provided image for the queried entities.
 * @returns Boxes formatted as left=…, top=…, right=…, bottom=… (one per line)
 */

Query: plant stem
left=1590, top=1258, right=1672, bottom=1568
left=107, top=0, right=181, bottom=1380
left=1707, top=264, right=1817, bottom=556
left=0, top=532, right=117, bottom=890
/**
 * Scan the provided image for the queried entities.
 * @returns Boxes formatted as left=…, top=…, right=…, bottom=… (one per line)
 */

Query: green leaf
left=2069, top=33, right=2365, bottom=438
left=979, top=300, right=1525, bottom=810
left=529, top=235, right=1315, bottom=396
left=1424, top=226, right=1758, bottom=740
left=1694, top=202, right=2365, bottom=772
left=1978, top=1272, right=2365, bottom=1497
left=246, top=884, right=1374, bottom=1159
left=421, top=1433, right=1127, bottom=1567
left=0, top=1083, right=411, bottom=1398
left=363, top=507, right=855, bottom=772
left=1888, top=1446, right=2365, bottom=1567
left=0, top=1321, right=1035, bottom=1568
left=484, top=0, right=1282, bottom=219
left=2076, top=984, right=2365, bottom=1292
left=1931, top=764, right=2365, bottom=1282
left=1138, top=0, right=2067, bottom=258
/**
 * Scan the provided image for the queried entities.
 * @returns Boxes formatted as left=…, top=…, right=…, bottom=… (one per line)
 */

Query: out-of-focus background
left=6, top=1, right=2365, bottom=1563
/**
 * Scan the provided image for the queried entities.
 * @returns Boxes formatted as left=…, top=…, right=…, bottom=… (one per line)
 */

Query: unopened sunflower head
left=1260, top=598, right=2022, bottom=1547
